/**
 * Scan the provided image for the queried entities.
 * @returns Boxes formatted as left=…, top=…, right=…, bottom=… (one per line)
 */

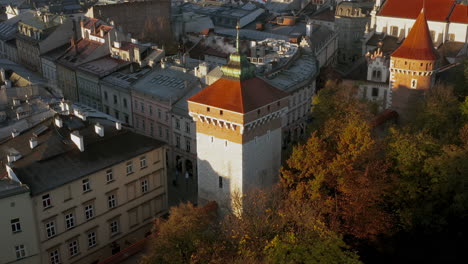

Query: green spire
left=220, top=21, right=256, bottom=81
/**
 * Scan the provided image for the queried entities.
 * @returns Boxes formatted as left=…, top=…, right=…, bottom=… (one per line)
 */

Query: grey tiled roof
left=0, top=115, right=165, bottom=196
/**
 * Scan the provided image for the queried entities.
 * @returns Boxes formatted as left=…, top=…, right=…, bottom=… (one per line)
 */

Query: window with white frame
left=140, top=156, right=147, bottom=169
left=110, top=219, right=119, bottom=235
left=49, top=249, right=60, bottom=264
left=68, top=240, right=79, bottom=257
left=15, top=245, right=26, bottom=259
left=126, top=161, right=133, bottom=174
left=84, top=204, right=94, bottom=220
left=65, top=213, right=75, bottom=229
left=106, top=169, right=113, bottom=182
left=141, top=179, right=149, bottom=193
left=11, top=218, right=21, bottom=233
left=82, top=179, right=91, bottom=192
left=42, top=194, right=51, bottom=208
left=46, top=221, right=56, bottom=238
left=87, top=231, right=97, bottom=248
left=108, top=194, right=117, bottom=209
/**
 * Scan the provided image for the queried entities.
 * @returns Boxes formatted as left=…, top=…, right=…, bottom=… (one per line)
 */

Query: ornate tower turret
left=389, top=8, right=437, bottom=117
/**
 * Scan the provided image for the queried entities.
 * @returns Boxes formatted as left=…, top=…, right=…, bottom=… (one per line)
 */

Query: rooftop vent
left=29, top=137, right=38, bottom=149
left=115, top=122, right=122, bottom=130
left=114, top=41, right=121, bottom=49
left=11, top=129, right=19, bottom=138
left=70, top=131, right=84, bottom=152
left=95, top=123, right=104, bottom=137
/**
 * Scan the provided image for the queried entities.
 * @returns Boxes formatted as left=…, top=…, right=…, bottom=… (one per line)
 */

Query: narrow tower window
left=218, top=176, right=223, bottom=189
left=411, top=79, right=417, bottom=89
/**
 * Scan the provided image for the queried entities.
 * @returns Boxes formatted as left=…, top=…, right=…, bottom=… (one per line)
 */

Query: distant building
left=85, top=0, right=174, bottom=46
left=0, top=108, right=168, bottom=264
left=188, top=27, right=289, bottom=210
left=16, top=12, right=73, bottom=73
left=371, top=0, right=467, bottom=45
left=335, top=0, right=373, bottom=64
left=389, top=9, right=438, bottom=117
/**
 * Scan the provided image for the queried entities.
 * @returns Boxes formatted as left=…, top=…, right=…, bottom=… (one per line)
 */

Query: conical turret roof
left=391, top=9, right=438, bottom=61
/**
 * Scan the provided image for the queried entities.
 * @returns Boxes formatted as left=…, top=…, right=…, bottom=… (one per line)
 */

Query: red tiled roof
left=82, top=18, right=99, bottom=29
left=449, top=4, right=468, bottom=23
left=118, top=41, right=138, bottom=51
left=379, top=0, right=455, bottom=22
left=188, top=77, right=288, bottom=113
left=391, top=10, right=438, bottom=61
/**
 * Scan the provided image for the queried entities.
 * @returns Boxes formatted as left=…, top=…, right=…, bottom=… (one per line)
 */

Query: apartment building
left=131, top=62, right=200, bottom=179
left=0, top=111, right=168, bottom=264
left=0, top=179, right=40, bottom=264
left=16, top=12, right=73, bottom=73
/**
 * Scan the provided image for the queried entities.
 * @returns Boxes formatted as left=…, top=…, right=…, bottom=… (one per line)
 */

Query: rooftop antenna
left=236, top=19, right=240, bottom=53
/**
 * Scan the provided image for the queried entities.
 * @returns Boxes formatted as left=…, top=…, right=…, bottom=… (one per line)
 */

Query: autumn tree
left=140, top=202, right=220, bottom=264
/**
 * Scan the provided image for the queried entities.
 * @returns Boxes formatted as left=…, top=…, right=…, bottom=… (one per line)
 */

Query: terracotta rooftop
left=391, top=9, right=438, bottom=61
left=379, top=0, right=455, bottom=22
left=188, top=77, right=288, bottom=113
left=449, top=4, right=468, bottom=23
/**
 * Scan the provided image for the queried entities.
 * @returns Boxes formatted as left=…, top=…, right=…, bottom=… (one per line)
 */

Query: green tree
left=410, top=84, right=462, bottom=144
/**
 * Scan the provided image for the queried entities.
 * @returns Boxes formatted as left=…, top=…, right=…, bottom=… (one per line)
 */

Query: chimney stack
left=70, top=131, right=84, bottom=152
left=54, top=116, right=63, bottom=128
left=29, top=137, right=38, bottom=149
left=5, top=164, right=21, bottom=183
left=115, top=122, right=122, bottom=130
left=0, top=68, right=5, bottom=82
left=95, top=123, right=104, bottom=137
left=7, top=151, right=22, bottom=163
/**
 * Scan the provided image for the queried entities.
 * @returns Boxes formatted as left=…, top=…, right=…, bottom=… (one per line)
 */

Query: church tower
left=187, top=24, right=289, bottom=209
left=389, top=8, right=437, bottom=116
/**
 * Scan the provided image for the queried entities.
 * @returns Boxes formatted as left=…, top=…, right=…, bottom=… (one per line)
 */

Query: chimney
left=306, top=22, right=312, bottom=38
left=5, top=80, right=11, bottom=88
left=60, top=100, right=71, bottom=114
left=54, top=116, right=63, bottom=127
left=73, top=109, right=87, bottom=121
left=115, top=122, right=122, bottom=130
left=114, top=41, right=121, bottom=49
left=29, top=137, right=38, bottom=149
left=0, top=68, right=5, bottom=82
left=7, top=151, right=21, bottom=163
left=12, top=98, right=20, bottom=106
left=95, top=123, right=104, bottom=137
left=70, top=131, right=84, bottom=152
left=5, top=164, right=21, bottom=183
left=11, top=129, right=19, bottom=138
